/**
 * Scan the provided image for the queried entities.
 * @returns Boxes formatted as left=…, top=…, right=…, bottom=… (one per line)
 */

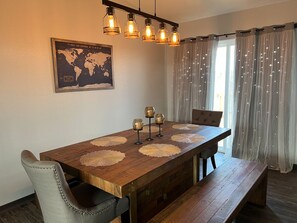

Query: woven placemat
left=141, top=126, right=160, bottom=133
left=139, top=144, right=181, bottom=157
left=90, top=136, right=127, bottom=147
left=171, top=133, right=205, bottom=143
left=172, top=124, right=200, bottom=130
left=80, top=150, right=125, bottom=167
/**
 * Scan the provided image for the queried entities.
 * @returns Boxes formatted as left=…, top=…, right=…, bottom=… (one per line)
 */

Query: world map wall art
left=51, top=38, right=114, bottom=92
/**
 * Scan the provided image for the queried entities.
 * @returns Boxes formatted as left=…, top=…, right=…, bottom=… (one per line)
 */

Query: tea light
left=155, top=113, right=165, bottom=124
left=133, top=119, right=144, bottom=130
left=145, top=106, right=155, bottom=118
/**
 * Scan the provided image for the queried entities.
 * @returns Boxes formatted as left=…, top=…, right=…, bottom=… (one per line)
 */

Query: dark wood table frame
left=40, top=122, right=231, bottom=222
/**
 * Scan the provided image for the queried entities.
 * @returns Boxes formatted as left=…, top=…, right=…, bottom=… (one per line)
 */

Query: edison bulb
left=146, top=26, right=151, bottom=37
left=160, top=31, right=165, bottom=40
left=128, top=22, right=134, bottom=33
left=172, top=33, right=177, bottom=43
left=108, top=16, right=114, bottom=28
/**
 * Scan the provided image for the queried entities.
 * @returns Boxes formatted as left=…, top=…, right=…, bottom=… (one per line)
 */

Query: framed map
left=51, top=38, right=114, bottom=92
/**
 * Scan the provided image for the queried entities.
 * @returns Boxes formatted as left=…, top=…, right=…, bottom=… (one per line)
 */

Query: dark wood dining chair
left=192, top=109, right=223, bottom=178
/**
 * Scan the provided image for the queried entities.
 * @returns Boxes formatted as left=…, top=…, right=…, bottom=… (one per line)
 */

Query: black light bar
left=102, top=0, right=179, bottom=28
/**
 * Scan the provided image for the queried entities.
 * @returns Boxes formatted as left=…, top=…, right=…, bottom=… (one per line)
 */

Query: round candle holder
left=145, top=106, right=155, bottom=141
left=133, top=119, right=144, bottom=145
left=155, top=113, right=165, bottom=137
left=145, top=106, right=155, bottom=118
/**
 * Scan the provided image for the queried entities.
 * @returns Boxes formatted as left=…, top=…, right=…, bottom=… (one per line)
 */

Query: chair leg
left=202, top=158, right=207, bottom=178
left=211, top=155, right=216, bottom=169
left=121, top=210, right=130, bottom=223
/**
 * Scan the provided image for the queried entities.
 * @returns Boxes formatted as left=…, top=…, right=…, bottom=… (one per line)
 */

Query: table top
left=40, top=121, right=231, bottom=198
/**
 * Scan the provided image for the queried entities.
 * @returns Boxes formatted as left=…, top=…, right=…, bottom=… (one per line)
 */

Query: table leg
left=193, top=155, right=199, bottom=184
left=129, top=191, right=137, bottom=223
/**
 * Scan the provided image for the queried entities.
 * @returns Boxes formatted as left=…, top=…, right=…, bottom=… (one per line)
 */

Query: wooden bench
left=148, top=157, right=268, bottom=223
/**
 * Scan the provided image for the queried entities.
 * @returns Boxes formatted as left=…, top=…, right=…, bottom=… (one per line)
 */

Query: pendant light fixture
left=142, top=18, right=156, bottom=42
left=156, top=22, right=168, bottom=44
left=124, top=13, right=140, bottom=38
left=168, top=26, right=180, bottom=46
left=103, top=6, right=121, bottom=35
left=102, top=0, right=180, bottom=46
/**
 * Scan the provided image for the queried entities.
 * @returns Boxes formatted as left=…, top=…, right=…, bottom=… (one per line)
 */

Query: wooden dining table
left=40, top=121, right=231, bottom=223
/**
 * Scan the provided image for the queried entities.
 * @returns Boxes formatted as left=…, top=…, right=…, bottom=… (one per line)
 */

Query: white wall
left=0, top=0, right=166, bottom=206
left=166, top=0, right=297, bottom=160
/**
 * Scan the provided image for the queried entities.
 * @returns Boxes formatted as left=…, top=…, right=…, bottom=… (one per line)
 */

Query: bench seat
left=148, top=157, right=268, bottom=223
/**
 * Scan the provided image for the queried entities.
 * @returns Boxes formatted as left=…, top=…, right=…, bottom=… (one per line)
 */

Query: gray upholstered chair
left=192, top=109, right=223, bottom=178
left=21, top=150, right=129, bottom=223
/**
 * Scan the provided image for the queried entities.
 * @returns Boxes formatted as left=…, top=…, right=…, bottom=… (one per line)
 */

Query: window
left=212, top=38, right=235, bottom=154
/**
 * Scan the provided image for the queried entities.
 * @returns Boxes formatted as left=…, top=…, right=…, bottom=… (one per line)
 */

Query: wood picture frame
left=51, top=38, right=114, bottom=92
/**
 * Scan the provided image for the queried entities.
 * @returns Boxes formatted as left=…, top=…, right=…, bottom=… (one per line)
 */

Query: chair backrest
left=192, top=109, right=223, bottom=127
left=21, top=150, right=83, bottom=223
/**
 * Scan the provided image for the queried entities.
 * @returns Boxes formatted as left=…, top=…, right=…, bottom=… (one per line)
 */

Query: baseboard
left=0, top=193, right=35, bottom=213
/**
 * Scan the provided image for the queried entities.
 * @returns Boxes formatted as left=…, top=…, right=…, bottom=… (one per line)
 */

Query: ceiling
left=111, top=0, right=289, bottom=23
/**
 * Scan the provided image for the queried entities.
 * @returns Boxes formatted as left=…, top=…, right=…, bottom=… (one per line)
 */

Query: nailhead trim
left=22, top=160, right=116, bottom=216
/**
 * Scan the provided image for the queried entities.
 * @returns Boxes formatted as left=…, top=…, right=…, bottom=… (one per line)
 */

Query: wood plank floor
left=0, top=198, right=42, bottom=223
left=1, top=153, right=296, bottom=223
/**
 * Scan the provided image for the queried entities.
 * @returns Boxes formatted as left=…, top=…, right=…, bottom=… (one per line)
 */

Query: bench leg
left=248, top=170, right=267, bottom=207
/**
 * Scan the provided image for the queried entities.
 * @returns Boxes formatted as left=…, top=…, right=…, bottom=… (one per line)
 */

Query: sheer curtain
left=173, top=35, right=218, bottom=122
left=232, top=23, right=296, bottom=173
